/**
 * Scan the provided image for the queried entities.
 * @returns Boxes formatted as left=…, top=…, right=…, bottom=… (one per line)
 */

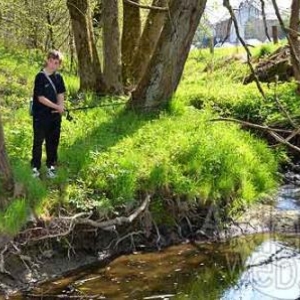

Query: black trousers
left=31, top=114, right=61, bottom=169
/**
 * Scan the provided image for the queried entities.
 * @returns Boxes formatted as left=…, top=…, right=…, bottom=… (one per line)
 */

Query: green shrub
left=0, top=199, right=28, bottom=234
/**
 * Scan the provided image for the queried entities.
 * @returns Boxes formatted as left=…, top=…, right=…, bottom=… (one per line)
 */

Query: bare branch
left=260, top=0, right=271, bottom=41
left=269, top=131, right=300, bottom=152
left=284, top=127, right=300, bottom=142
left=210, top=117, right=293, bottom=133
left=223, top=0, right=266, bottom=99
left=124, top=0, right=168, bottom=11
left=211, top=117, right=300, bottom=153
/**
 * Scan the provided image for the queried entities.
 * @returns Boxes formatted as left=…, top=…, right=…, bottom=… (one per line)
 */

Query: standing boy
left=31, top=50, right=66, bottom=178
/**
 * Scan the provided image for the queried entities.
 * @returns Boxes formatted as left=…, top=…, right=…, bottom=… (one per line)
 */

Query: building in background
left=210, top=0, right=288, bottom=46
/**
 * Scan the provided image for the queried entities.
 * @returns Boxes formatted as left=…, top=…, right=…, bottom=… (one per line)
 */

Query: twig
left=284, top=127, right=300, bottom=142
left=260, top=0, right=271, bottom=41
left=223, top=0, right=266, bottom=99
left=114, top=231, right=143, bottom=249
left=210, top=117, right=293, bottom=133
left=124, top=0, right=168, bottom=11
left=269, top=131, right=300, bottom=152
left=211, top=117, right=300, bottom=152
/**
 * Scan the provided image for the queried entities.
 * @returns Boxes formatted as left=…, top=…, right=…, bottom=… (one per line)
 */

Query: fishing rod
left=64, top=100, right=163, bottom=121
left=64, top=101, right=126, bottom=121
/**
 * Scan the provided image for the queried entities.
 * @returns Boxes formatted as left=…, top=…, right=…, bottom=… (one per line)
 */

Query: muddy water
left=24, top=234, right=300, bottom=300
left=10, top=184, right=300, bottom=299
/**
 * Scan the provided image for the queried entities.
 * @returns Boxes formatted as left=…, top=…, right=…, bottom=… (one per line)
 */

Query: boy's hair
left=47, top=49, right=63, bottom=63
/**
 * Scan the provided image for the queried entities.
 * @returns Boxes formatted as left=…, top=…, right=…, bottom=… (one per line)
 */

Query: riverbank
left=2, top=177, right=300, bottom=298
left=1, top=43, right=300, bottom=298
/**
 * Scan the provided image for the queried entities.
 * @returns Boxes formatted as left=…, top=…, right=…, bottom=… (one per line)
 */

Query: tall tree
left=67, top=0, right=106, bottom=93
left=122, top=0, right=141, bottom=86
left=272, top=0, right=300, bottom=93
left=131, top=0, right=168, bottom=85
left=130, top=0, right=207, bottom=109
left=289, top=0, right=300, bottom=92
left=0, top=114, right=13, bottom=210
left=103, top=0, right=123, bottom=94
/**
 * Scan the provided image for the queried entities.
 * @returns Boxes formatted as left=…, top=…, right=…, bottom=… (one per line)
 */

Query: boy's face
left=47, top=57, right=61, bottom=73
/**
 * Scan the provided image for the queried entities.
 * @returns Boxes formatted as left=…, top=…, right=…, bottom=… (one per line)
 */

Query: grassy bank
left=0, top=43, right=289, bottom=235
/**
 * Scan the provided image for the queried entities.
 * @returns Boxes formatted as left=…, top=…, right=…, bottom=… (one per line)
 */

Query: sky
left=205, top=0, right=292, bottom=24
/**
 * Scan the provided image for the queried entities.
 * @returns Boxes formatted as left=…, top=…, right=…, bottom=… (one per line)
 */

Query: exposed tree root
left=0, top=195, right=152, bottom=291
left=0, top=245, right=9, bottom=275
left=15, top=195, right=151, bottom=246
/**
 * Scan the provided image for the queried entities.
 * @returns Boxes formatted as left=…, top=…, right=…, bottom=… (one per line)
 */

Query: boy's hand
left=52, top=104, right=64, bottom=114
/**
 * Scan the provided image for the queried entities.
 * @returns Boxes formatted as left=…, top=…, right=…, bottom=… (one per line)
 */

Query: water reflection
left=276, top=185, right=300, bottom=211
left=24, top=234, right=300, bottom=300
left=221, top=240, right=300, bottom=300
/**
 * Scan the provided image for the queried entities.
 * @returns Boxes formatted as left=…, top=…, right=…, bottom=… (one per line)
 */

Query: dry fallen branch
left=210, top=117, right=293, bottom=133
left=210, top=117, right=300, bottom=153
left=269, top=131, right=300, bottom=152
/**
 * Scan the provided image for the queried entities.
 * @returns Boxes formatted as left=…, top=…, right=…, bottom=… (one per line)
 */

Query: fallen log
left=244, top=45, right=294, bottom=84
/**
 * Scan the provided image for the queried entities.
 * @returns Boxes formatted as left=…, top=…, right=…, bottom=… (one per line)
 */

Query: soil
left=1, top=195, right=300, bottom=299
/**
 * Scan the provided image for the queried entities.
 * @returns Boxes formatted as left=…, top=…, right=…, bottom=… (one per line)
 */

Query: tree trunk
left=102, top=0, right=123, bottom=94
left=0, top=114, right=13, bottom=210
left=130, top=0, right=207, bottom=109
left=67, top=0, right=106, bottom=93
left=289, top=0, right=300, bottom=92
left=121, top=0, right=141, bottom=86
left=131, top=0, right=168, bottom=85
left=45, top=9, right=55, bottom=50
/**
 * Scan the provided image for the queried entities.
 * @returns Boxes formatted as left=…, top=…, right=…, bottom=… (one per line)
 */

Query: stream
left=9, top=183, right=300, bottom=300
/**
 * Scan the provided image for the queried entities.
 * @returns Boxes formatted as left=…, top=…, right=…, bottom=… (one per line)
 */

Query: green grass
left=179, top=43, right=300, bottom=126
left=0, top=42, right=288, bottom=234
